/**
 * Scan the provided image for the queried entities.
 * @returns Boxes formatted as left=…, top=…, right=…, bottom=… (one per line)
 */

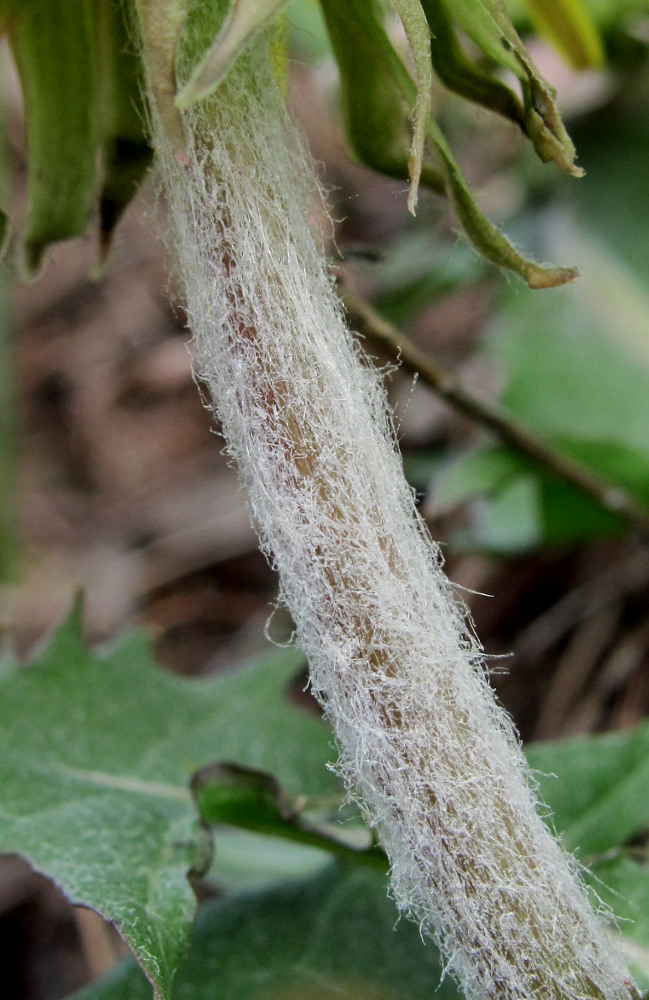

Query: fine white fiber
left=152, top=37, right=636, bottom=1000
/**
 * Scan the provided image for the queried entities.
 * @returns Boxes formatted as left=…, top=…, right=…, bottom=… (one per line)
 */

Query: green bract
left=0, top=0, right=595, bottom=284
left=2, top=0, right=150, bottom=274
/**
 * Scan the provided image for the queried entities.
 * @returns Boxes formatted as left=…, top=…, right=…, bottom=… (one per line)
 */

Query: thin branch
left=341, top=286, right=649, bottom=541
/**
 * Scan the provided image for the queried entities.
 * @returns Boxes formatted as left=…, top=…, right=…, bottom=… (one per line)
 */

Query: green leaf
left=193, top=761, right=386, bottom=868
left=208, top=825, right=331, bottom=891
left=434, top=289, right=649, bottom=550
left=427, top=118, right=578, bottom=288
left=519, top=0, right=605, bottom=69
left=523, top=725, right=649, bottom=986
left=420, top=0, right=526, bottom=129
left=71, top=864, right=463, bottom=1000
left=435, top=440, right=649, bottom=551
left=493, top=293, right=649, bottom=457
left=526, top=726, right=649, bottom=986
left=386, top=0, right=432, bottom=213
left=97, top=0, right=153, bottom=258
left=570, top=111, right=649, bottom=287
left=8, top=0, right=102, bottom=275
left=372, top=230, right=486, bottom=326
left=320, top=0, right=444, bottom=195
left=527, top=720, right=649, bottom=858
left=0, top=602, right=338, bottom=998
left=434, top=446, right=523, bottom=512
left=321, top=0, right=574, bottom=287
left=286, top=0, right=332, bottom=63
left=584, top=856, right=649, bottom=990
left=446, top=0, right=582, bottom=175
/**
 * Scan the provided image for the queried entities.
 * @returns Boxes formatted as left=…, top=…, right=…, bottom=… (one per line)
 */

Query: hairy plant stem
left=142, top=24, right=636, bottom=1000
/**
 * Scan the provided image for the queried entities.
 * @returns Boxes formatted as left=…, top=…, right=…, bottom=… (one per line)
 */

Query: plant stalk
left=141, top=21, right=636, bottom=1000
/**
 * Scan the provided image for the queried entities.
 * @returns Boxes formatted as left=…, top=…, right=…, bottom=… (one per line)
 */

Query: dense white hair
left=152, top=39, right=634, bottom=1000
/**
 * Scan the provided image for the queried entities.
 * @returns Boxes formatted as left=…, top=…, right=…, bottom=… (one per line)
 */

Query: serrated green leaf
left=519, top=0, right=605, bottom=69
left=527, top=720, right=649, bottom=858
left=175, top=0, right=289, bottom=109
left=8, top=0, right=101, bottom=274
left=97, top=0, right=153, bottom=259
left=71, top=864, right=463, bottom=1000
left=0, top=602, right=338, bottom=999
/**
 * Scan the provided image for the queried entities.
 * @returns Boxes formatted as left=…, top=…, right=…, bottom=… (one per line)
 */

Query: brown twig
left=342, top=287, right=649, bottom=541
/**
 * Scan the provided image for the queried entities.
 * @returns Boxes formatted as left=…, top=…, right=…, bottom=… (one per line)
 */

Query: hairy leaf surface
left=0, top=603, right=337, bottom=998
left=71, top=864, right=462, bottom=1000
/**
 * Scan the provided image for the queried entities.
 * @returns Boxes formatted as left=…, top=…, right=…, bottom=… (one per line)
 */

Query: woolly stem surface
left=150, top=35, right=635, bottom=1000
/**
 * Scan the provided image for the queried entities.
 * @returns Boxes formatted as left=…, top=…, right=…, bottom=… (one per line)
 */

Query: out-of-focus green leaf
left=98, top=0, right=153, bottom=258
left=0, top=264, right=13, bottom=579
left=373, top=230, right=486, bottom=325
left=286, top=0, right=332, bottom=62
left=209, top=825, right=330, bottom=891
left=519, top=0, right=605, bottom=69
left=570, top=111, right=649, bottom=287
left=71, top=864, right=462, bottom=1000
left=525, top=726, right=649, bottom=988
left=446, top=0, right=582, bottom=176
left=8, top=0, right=101, bottom=275
left=434, top=446, right=524, bottom=513
left=433, top=287, right=649, bottom=551
left=493, top=294, right=649, bottom=454
left=436, top=441, right=649, bottom=550
left=0, top=602, right=338, bottom=999
left=527, top=720, right=649, bottom=858
left=584, top=856, right=649, bottom=990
